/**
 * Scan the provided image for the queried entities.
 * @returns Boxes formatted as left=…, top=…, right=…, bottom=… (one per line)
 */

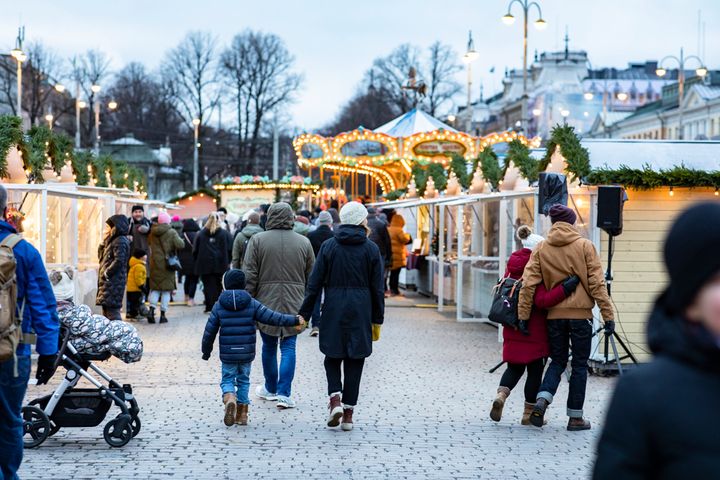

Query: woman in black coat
left=299, top=201, right=384, bottom=432
left=96, top=214, right=131, bottom=320
left=193, top=212, right=233, bottom=313
left=179, top=218, right=200, bottom=306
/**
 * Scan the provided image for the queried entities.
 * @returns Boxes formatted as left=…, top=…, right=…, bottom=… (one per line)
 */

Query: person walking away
left=147, top=212, right=185, bottom=323
left=231, top=212, right=263, bottom=269
left=201, top=269, right=306, bottom=426
left=194, top=212, right=233, bottom=313
left=490, top=226, right=579, bottom=424
left=97, top=214, right=131, bottom=320
left=129, top=205, right=151, bottom=255
left=326, top=207, right=341, bottom=229
left=306, top=211, right=334, bottom=337
left=126, top=249, right=147, bottom=320
left=0, top=184, right=60, bottom=480
left=179, top=219, right=201, bottom=306
left=299, top=201, right=385, bottom=431
left=367, top=207, right=392, bottom=295
left=243, top=202, right=314, bottom=409
left=293, top=215, right=310, bottom=236
left=518, top=205, right=614, bottom=430
left=593, top=203, right=720, bottom=479
left=387, top=213, right=411, bottom=296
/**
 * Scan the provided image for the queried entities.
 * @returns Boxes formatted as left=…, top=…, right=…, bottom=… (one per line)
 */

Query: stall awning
left=374, top=109, right=457, bottom=137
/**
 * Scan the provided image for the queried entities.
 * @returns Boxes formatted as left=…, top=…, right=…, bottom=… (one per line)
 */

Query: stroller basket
left=35, top=390, right=112, bottom=428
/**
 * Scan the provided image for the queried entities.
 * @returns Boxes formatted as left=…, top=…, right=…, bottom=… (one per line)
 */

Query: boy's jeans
left=221, top=361, right=252, bottom=404
left=259, top=332, right=297, bottom=398
left=0, top=355, right=31, bottom=480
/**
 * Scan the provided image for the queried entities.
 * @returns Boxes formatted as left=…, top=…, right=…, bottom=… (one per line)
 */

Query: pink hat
left=158, top=212, right=171, bottom=224
left=171, top=215, right=181, bottom=222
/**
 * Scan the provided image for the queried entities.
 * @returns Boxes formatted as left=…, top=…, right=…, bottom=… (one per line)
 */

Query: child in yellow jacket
left=126, top=249, right=147, bottom=319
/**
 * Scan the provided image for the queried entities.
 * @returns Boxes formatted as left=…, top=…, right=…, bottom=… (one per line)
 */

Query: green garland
left=505, top=139, right=539, bottom=182
left=167, top=187, right=218, bottom=204
left=475, top=148, right=502, bottom=190
left=384, top=189, right=406, bottom=201
left=586, top=165, right=720, bottom=189
left=427, top=163, right=447, bottom=192
left=449, top=153, right=470, bottom=188
left=0, top=116, right=29, bottom=178
left=27, top=126, right=62, bottom=182
left=72, top=150, right=92, bottom=185
left=90, top=154, right=114, bottom=187
left=541, top=124, right=591, bottom=182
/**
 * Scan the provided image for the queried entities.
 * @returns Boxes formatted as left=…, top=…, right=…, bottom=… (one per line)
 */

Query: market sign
left=340, top=140, right=388, bottom=158
left=413, top=140, right=466, bottom=157
left=221, top=190, right=276, bottom=217
left=301, top=143, right=324, bottom=159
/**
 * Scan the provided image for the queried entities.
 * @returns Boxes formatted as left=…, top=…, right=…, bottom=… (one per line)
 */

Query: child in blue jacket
left=201, top=269, right=305, bottom=426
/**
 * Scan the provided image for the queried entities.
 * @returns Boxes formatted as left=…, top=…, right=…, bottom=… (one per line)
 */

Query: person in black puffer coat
left=193, top=212, right=233, bottom=312
left=201, top=269, right=304, bottom=426
left=96, top=214, right=131, bottom=320
left=593, top=202, right=720, bottom=480
left=179, top=218, right=201, bottom=306
left=299, top=201, right=385, bottom=432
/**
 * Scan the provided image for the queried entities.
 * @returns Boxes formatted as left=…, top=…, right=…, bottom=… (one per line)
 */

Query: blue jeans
left=311, top=293, right=322, bottom=329
left=0, top=355, right=31, bottom=480
left=221, top=361, right=252, bottom=404
left=259, top=332, right=297, bottom=398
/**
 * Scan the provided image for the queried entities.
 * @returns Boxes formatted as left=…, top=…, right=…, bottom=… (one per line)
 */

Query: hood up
left=506, top=248, right=532, bottom=279
left=182, top=218, right=201, bottom=233
left=335, top=224, right=368, bottom=245
left=129, top=256, right=145, bottom=268
left=107, top=214, right=130, bottom=238
left=265, top=202, right=294, bottom=230
left=218, top=289, right=253, bottom=311
left=546, top=222, right=582, bottom=247
left=151, top=223, right=172, bottom=236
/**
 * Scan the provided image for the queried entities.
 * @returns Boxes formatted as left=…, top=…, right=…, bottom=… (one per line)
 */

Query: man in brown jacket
left=243, top=202, right=315, bottom=409
left=517, top=204, right=614, bottom=431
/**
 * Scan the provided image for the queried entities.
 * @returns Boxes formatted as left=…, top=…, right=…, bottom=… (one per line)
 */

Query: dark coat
left=129, top=217, right=151, bottom=253
left=148, top=223, right=185, bottom=291
left=179, top=219, right=200, bottom=276
left=299, top=224, right=385, bottom=359
left=97, top=215, right=131, bottom=309
left=201, top=289, right=298, bottom=363
left=193, top=227, right=233, bottom=276
left=367, top=214, right=392, bottom=265
left=502, top=248, right=568, bottom=364
left=307, top=224, right=334, bottom=257
left=593, top=297, right=720, bottom=480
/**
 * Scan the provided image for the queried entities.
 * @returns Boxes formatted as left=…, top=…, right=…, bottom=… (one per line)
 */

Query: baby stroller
left=22, top=327, right=141, bottom=448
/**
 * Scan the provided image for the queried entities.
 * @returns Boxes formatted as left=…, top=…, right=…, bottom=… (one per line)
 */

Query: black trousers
left=126, top=291, right=143, bottom=317
left=324, top=357, right=365, bottom=406
left=201, top=274, right=223, bottom=310
left=389, top=268, right=401, bottom=294
left=102, top=307, right=122, bottom=321
left=184, top=274, right=199, bottom=300
left=499, top=358, right=546, bottom=403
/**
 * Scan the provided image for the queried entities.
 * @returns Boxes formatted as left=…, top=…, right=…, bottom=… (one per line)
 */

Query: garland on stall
left=72, top=150, right=93, bottom=185
left=474, top=147, right=502, bottom=190
left=410, top=162, right=447, bottom=197
left=167, top=188, right=218, bottom=204
left=0, top=116, right=29, bottom=178
left=505, top=139, right=539, bottom=182
left=541, top=124, right=591, bottom=182
left=449, top=153, right=470, bottom=189
left=586, top=165, right=720, bottom=189
left=384, top=189, right=406, bottom=201
left=27, top=125, right=62, bottom=181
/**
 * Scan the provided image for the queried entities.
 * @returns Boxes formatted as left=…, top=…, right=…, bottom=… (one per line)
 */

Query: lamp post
left=10, top=26, right=26, bottom=120
left=583, top=65, right=611, bottom=136
left=656, top=47, right=707, bottom=140
left=192, top=118, right=201, bottom=191
left=462, top=31, right=479, bottom=133
left=91, top=84, right=102, bottom=155
left=45, top=113, right=54, bottom=130
left=502, top=0, right=547, bottom=132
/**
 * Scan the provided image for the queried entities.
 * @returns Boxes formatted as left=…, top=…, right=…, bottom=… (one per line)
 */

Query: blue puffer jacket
left=201, top=289, right=298, bottom=363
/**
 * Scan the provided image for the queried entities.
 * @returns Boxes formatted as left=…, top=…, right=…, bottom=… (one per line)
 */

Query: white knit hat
left=339, top=201, right=368, bottom=225
left=516, top=225, right=544, bottom=250
left=49, top=268, right=75, bottom=302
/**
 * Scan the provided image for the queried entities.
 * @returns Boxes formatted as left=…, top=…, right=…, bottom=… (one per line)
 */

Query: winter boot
left=147, top=306, right=156, bottom=324
left=236, top=404, right=248, bottom=426
left=341, top=406, right=354, bottom=431
left=567, top=417, right=591, bottom=431
left=327, top=393, right=343, bottom=428
left=490, top=386, right=511, bottom=422
left=521, top=402, right=534, bottom=425
left=159, top=311, right=168, bottom=323
left=223, top=393, right=237, bottom=427
left=530, top=398, right=549, bottom=428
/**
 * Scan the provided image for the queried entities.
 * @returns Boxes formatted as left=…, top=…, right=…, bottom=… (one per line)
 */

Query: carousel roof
left=374, top=109, right=457, bottom=137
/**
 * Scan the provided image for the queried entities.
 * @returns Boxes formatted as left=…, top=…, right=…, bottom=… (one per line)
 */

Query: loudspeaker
left=597, top=186, right=625, bottom=236
left=538, top=172, right=568, bottom=215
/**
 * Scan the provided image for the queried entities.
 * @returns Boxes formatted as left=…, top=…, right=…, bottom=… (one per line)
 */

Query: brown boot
left=567, top=417, right=591, bottom=431
left=223, top=393, right=237, bottom=427
left=236, top=404, right=248, bottom=426
left=490, top=386, right=511, bottom=422
left=521, top=402, right=534, bottom=425
left=327, top=394, right=343, bottom=427
left=341, top=407, right=354, bottom=431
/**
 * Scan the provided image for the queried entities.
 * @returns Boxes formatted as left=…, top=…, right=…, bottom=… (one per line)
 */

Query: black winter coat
left=593, top=295, right=720, bottom=480
left=307, top=224, right=334, bottom=257
left=179, top=219, right=200, bottom=276
left=129, top=217, right=150, bottom=253
left=97, top=215, right=131, bottom=309
left=367, top=214, right=392, bottom=265
left=299, top=224, right=385, bottom=359
left=192, top=227, right=233, bottom=276
left=201, top=289, right=298, bottom=363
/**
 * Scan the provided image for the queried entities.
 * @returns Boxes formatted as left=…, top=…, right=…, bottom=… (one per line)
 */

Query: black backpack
left=488, top=277, right=522, bottom=328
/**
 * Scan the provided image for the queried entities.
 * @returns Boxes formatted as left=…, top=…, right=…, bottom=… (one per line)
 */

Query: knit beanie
left=662, top=202, right=720, bottom=311
left=158, top=212, right=171, bottom=224
left=222, top=269, right=246, bottom=290
left=171, top=215, right=181, bottom=222
left=317, top=211, right=333, bottom=225
left=131, top=205, right=144, bottom=213
left=516, top=225, right=544, bottom=250
left=549, top=204, right=577, bottom=225
left=339, top=201, right=368, bottom=225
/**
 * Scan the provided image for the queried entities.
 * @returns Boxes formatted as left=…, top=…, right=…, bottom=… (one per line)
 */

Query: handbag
left=158, top=236, right=182, bottom=272
left=488, top=277, right=522, bottom=328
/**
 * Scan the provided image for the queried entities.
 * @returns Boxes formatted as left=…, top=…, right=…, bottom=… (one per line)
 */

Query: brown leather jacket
left=518, top=222, right=614, bottom=322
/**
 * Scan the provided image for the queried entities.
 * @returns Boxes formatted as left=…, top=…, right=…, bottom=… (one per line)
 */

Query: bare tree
left=324, top=84, right=397, bottom=135
left=69, top=50, right=111, bottom=144
left=23, top=42, right=64, bottom=125
left=425, top=42, right=462, bottom=116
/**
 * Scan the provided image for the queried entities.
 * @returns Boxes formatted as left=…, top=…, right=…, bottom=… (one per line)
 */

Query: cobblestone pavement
left=20, top=295, right=615, bottom=480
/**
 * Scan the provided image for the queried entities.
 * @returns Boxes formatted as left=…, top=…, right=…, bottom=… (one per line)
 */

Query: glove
left=604, top=320, right=615, bottom=335
left=517, top=320, right=530, bottom=336
left=372, top=324, right=382, bottom=342
left=202, top=353, right=210, bottom=361
left=562, top=275, right=581, bottom=296
left=36, top=354, right=57, bottom=385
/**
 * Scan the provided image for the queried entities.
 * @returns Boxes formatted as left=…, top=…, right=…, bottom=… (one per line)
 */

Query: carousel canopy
left=374, top=109, right=457, bottom=137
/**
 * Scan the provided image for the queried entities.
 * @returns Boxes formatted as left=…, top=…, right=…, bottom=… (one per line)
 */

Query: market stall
left=213, top=175, right=322, bottom=216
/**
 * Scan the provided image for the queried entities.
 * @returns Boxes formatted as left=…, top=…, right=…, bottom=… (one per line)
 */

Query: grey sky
left=3, top=0, right=719, bottom=130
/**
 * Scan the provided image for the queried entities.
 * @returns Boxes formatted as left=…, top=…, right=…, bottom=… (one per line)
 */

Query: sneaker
left=276, top=396, right=296, bottom=409
left=327, top=394, right=343, bottom=427
left=187, top=299, right=195, bottom=307
left=255, top=385, right=277, bottom=401
left=341, top=408, right=354, bottom=431
left=310, top=327, right=319, bottom=337
left=567, top=417, right=591, bottom=431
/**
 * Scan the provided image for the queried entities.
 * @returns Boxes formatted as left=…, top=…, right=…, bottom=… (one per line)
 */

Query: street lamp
left=192, top=118, right=201, bottom=191
left=10, top=26, right=26, bottom=120
left=583, top=92, right=594, bottom=101
left=45, top=113, right=54, bottom=130
left=616, top=92, right=628, bottom=102
left=462, top=31, right=480, bottom=133
left=108, top=100, right=118, bottom=110
left=656, top=47, right=707, bottom=140
left=560, top=108, right=570, bottom=124
left=502, top=0, right=547, bottom=132
left=54, top=84, right=65, bottom=93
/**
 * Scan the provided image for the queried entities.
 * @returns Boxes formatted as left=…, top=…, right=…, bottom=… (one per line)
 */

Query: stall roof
left=374, top=109, right=457, bottom=137
left=581, top=139, right=720, bottom=171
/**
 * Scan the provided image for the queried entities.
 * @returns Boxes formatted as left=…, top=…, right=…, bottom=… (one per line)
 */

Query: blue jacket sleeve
left=298, top=242, right=327, bottom=319
left=369, top=245, right=385, bottom=325
left=23, top=244, right=59, bottom=355
left=252, top=299, right=298, bottom=327
left=201, top=307, right=221, bottom=356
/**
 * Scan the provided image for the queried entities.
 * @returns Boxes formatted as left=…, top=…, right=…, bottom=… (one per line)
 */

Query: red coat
left=502, top=248, right=567, bottom=364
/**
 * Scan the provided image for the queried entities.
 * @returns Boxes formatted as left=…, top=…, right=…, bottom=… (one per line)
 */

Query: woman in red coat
left=490, top=226, right=580, bottom=424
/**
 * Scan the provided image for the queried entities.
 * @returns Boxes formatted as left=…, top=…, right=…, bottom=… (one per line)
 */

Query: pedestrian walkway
left=20, top=299, right=614, bottom=479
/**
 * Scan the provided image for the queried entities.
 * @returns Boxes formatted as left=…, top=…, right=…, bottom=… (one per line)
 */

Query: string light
left=669, top=187, right=674, bottom=197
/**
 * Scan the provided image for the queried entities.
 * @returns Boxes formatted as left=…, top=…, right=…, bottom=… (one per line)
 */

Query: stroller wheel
left=21, top=406, right=51, bottom=448
left=103, top=417, right=133, bottom=447
left=130, top=415, right=141, bottom=437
